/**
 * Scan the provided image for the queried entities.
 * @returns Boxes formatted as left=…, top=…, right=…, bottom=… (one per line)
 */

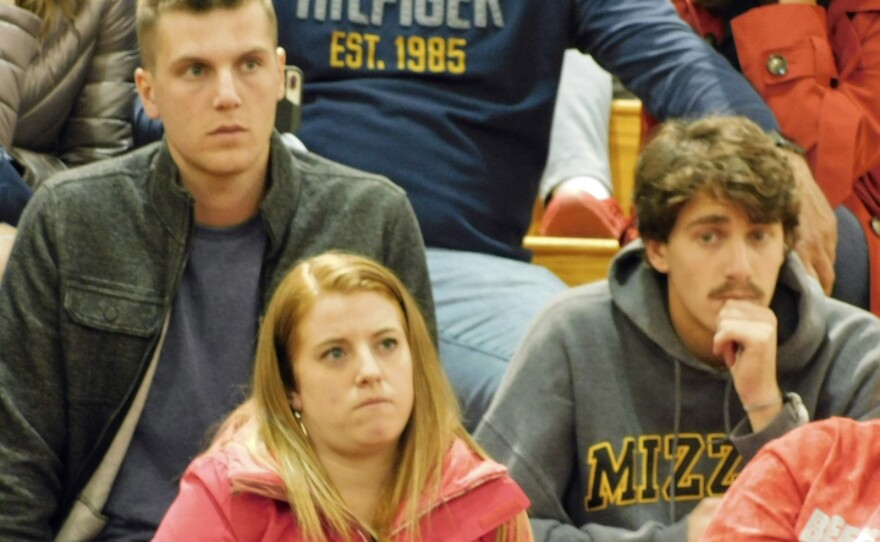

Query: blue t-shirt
left=98, top=217, right=267, bottom=540
left=276, top=0, right=777, bottom=260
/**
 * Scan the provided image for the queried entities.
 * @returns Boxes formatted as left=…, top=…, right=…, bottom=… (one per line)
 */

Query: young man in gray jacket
left=475, top=116, right=880, bottom=542
left=0, top=0, right=433, bottom=539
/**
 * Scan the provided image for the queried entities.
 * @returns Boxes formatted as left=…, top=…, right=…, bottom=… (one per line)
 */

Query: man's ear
left=275, top=47, right=287, bottom=101
left=644, top=239, right=670, bottom=273
left=135, top=67, right=161, bottom=120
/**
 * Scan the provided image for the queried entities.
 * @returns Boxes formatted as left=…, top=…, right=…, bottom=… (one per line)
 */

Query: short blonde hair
left=136, top=0, right=278, bottom=68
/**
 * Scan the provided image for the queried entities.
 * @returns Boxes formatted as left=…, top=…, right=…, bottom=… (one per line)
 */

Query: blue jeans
left=0, top=150, right=32, bottom=226
left=427, top=248, right=568, bottom=431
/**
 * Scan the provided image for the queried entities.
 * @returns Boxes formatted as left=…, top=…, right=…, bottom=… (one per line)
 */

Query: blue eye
left=321, top=346, right=345, bottom=362
left=380, top=337, right=398, bottom=351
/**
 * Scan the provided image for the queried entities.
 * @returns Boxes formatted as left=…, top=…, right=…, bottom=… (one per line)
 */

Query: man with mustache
left=668, top=0, right=880, bottom=318
left=475, top=115, right=880, bottom=542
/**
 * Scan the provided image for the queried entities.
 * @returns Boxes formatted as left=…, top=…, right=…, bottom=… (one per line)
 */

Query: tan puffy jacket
left=0, top=0, right=137, bottom=187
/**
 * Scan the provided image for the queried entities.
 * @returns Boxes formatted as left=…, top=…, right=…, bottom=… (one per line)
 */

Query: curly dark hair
left=634, top=116, right=800, bottom=249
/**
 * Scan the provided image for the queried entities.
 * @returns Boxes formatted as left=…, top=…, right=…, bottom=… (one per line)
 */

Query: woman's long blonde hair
left=214, top=252, right=486, bottom=541
left=17, top=0, right=84, bottom=36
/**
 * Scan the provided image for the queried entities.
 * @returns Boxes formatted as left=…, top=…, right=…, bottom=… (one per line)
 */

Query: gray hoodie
left=475, top=241, right=880, bottom=542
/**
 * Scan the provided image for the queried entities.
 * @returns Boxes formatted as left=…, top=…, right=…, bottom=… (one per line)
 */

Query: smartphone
left=275, top=65, right=303, bottom=134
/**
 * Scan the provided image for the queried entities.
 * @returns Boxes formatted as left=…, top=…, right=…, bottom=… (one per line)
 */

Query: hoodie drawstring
left=669, top=359, right=682, bottom=523
left=669, top=364, right=735, bottom=524
left=722, top=378, right=733, bottom=436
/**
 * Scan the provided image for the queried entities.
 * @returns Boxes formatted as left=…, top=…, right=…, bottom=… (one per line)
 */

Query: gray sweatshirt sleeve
left=475, top=306, right=687, bottom=542
left=730, top=392, right=809, bottom=463
left=730, top=296, right=880, bottom=464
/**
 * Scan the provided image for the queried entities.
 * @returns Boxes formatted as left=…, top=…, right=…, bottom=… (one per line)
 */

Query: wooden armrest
left=524, top=235, right=619, bottom=286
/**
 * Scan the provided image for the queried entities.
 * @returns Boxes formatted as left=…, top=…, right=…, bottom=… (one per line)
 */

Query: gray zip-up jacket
left=0, top=132, right=434, bottom=540
left=0, top=0, right=137, bottom=186
left=475, top=241, right=880, bottom=542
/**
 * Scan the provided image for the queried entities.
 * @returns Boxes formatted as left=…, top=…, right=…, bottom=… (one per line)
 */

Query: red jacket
left=153, top=438, right=531, bottom=541
left=701, top=417, right=880, bottom=540
left=670, top=0, right=880, bottom=314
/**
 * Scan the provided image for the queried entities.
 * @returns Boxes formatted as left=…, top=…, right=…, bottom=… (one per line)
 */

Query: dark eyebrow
left=684, top=214, right=730, bottom=229
left=168, top=55, right=207, bottom=71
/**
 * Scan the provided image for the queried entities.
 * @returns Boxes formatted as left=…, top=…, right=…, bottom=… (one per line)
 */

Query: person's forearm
left=733, top=4, right=880, bottom=202
left=581, top=0, right=779, bottom=132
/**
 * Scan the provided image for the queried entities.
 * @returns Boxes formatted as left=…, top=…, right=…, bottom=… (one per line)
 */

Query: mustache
left=708, top=280, right=765, bottom=300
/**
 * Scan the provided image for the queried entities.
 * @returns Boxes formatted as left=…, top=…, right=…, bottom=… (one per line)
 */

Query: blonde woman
left=0, top=0, right=137, bottom=222
left=154, top=252, right=532, bottom=541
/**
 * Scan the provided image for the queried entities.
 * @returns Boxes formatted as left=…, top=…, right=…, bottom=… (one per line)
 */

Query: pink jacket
left=153, top=438, right=531, bottom=541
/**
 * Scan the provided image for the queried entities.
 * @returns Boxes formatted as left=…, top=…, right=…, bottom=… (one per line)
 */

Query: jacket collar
left=224, top=438, right=509, bottom=525
left=147, top=130, right=301, bottom=253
